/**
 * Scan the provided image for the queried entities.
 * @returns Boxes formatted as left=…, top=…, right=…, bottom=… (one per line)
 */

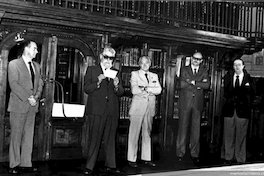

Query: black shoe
left=128, top=161, right=138, bottom=168
left=224, top=160, right=233, bottom=165
left=178, top=157, right=183, bottom=162
left=19, top=166, right=38, bottom=173
left=192, top=157, right=200, bottom=164
left=105, top=167, right=121, bottom=174
left=9, top=167, right=19, bottom=174
left=142, top=161, right=156, bottom=167
left=82, top=168, right=93, bottom=175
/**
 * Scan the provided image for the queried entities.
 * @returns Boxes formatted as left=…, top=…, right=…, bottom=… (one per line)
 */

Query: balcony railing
left=21, top=0, right=264, bottom=38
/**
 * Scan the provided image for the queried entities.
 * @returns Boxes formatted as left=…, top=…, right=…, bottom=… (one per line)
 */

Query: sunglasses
left=103, top=55, right=115, bottom=61
left=193, top=57, right=203, bottom=61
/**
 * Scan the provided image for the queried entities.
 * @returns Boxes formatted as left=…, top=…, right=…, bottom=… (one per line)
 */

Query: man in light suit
left=127, top=56, right=162, bottom=168
left=8, top=40, right=43, bottom=174
left=83, top=46, right=124, bottom=175
left=176, top=52, right=210, bottom=164
left=222, top=59, right=255, bottom=163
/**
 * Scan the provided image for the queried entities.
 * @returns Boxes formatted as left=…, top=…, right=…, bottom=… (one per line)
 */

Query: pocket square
left=245, top=83, right=250, bottom=86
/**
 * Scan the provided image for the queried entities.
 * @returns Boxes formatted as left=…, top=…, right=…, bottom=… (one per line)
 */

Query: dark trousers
left=176, top=102, right=201, bottom=158
left=223, top=110, right=248, bottom=163
left=85, top=105, right=118, bottom=170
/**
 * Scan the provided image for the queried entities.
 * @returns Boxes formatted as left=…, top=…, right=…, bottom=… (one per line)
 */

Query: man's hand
left=113, top=77, right=119, bottom=87
left=97, top=74, right=106, bottom=85
left=28, top=95, right=37, bottom=106
left=186, top=79, right=195, bottom=85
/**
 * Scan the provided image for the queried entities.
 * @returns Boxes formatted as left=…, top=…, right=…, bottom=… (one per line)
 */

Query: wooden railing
left=21, top=0, right=264, bottom=38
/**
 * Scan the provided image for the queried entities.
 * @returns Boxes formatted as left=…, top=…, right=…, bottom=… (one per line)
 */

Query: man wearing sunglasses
left=176, top=52, right=210, bottom=165
left=83, top=46, right=124, bottom=175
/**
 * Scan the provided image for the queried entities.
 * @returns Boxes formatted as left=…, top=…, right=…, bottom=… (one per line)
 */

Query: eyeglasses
left=193, top=57, right=203, bottom=61
left=103, top=55, right=115, bottom=61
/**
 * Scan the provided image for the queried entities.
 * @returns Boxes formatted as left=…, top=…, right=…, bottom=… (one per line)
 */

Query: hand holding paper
left=104, top=69, right=118, bottom=79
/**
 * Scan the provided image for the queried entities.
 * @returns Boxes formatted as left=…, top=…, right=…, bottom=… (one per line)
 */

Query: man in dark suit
left=8, top=40, right=43, bottom=174
left=222, top=59, right=255, bottom=163
left=176, top=52, right=210, bottom=163
left=83, top=46, right=124, bottom=175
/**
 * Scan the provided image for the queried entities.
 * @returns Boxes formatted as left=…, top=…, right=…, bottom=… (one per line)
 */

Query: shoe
left=105, top=167, right=121, bottom=174
left=19, top=166, right=38, bottom=173
left=224, top=160, right=233, bottom=165
left=128, top=161, right=138, bottom=168
left=192, top=157, right=200, bottom=164
left=178, top=157, right=183, bottom=162
left=82, top=168, right=93, bottom=175
left=9, top=167, right=19, bottom=174
left=142, top=161, right=156, bottom=167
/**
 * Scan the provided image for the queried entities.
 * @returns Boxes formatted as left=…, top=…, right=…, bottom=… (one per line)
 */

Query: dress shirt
left=233, top=72, right=244, bottom=87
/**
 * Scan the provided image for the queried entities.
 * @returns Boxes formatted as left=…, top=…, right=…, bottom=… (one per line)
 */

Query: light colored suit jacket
left=8, top=57, right=43, bottom=113
left=129, top=70, right=162, bottom=117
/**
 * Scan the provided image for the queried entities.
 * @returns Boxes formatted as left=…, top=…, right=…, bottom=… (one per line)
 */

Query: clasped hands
left=186, top=79, right=195, bottom=85
left=28, top=95, right=37, bottom=106
left=139, top=86, right=148, bottom=93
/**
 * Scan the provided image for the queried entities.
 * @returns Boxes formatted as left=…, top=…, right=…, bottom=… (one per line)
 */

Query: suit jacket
left=222, top=70, right=255, bottom=119
left=84, top=65, right=124, bottom=116
left=8, top=57, right=43, bottom=113
left=129, top=70, right=162, bottom=117
left=178, top=65, right=210, bottom=112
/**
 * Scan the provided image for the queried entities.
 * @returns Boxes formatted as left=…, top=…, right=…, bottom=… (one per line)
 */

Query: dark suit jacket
left=178, top=65, right=210, bottom=112
left=84, top=65, right=124, bottom=116
left=8, top=57, right=43, bottom=113
left=222, top=70, right=255, bottom=119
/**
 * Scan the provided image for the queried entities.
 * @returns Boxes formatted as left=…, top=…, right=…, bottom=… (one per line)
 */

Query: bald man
left=176, top=52, right=210, bottom=164
left=83, top=46, right=124, bottom=175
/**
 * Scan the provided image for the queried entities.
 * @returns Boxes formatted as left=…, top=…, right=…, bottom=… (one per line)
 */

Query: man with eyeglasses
left=83, top=46, right=124, bottom=175
left=176, top=52, right=210, bottom=165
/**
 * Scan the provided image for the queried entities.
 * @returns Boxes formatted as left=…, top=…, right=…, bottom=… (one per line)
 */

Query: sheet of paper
left=104, top=69, right=118, bottom=79
left=52, top=103, right=85, bottom=118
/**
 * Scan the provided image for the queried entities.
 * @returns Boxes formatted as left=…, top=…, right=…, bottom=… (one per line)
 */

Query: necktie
left=105, top=68, right=110, bottom=83
left=145, top=73, right=149, bottom=83
left=28, top=62, right=35, bottom=87
left=235, top=75, right=239, bottom=88
left=194, top=68, right=197, bottom=75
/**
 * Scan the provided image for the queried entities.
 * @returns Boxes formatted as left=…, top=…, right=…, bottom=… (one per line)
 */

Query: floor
left=1, top=153, right=263, bottom=176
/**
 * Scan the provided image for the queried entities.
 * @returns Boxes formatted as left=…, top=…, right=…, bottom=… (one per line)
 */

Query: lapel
left=138, top=70, right=149, bottom=85
left=187, top=66, right=195, bottom=79
left=241, top=72, right=248, bottom=86
left=18, top=58, right=32, bottom=82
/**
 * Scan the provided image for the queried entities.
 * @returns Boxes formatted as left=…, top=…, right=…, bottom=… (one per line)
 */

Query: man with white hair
left=176, top=52, right=210, bottom=164
left=127, top=56, right=162, bottom=168
left=83, top=46, right=124, bottom=175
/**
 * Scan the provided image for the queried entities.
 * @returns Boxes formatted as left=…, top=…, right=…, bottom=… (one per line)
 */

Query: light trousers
left=9, top=107, right=36, bottom=168
left=127, top=107, right=153, bottom=162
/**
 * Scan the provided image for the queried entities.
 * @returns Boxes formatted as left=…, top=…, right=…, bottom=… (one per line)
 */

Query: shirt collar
left=22, top=55, right=32, bottom=64
left=139, top=69, right=149, bottom=75
left=234, top=72, right=244, bottom=78
left=191, top=65, right=199, bottom=70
